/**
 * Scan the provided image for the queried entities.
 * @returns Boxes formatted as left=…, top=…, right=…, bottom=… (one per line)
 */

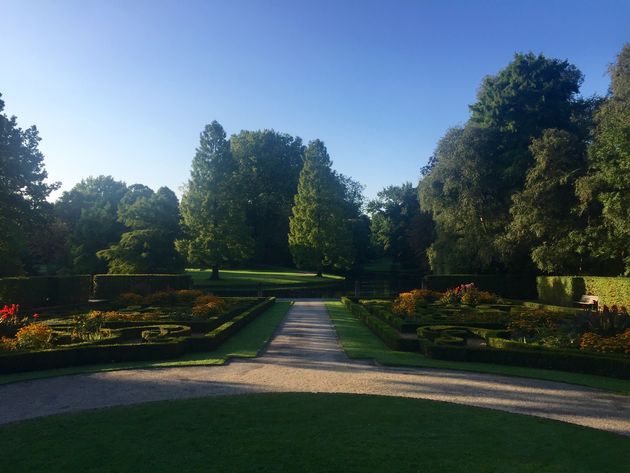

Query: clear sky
left=2, top=0, right=629, bottom=201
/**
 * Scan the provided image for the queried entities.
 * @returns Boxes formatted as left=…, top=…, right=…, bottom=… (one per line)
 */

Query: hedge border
left=423, top=274, right=537, bottom=300
left=0, top=275, right=91, bottom=308
left=0, top=297, right=275, bottom=374
left=92, top=274, right=192, bottom=299
left=537, top=276, right=630, bottom=308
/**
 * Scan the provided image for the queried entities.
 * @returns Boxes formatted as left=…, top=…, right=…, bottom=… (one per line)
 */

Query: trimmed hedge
left=423, top=274, right=537, bottom=300
left=0, top=275, right=91, bottom=308
left=0, top=298, right=275, bottom=374
left=537, top=276, right=630, bottom=308
left=421, top=342, right=630, bottom=380
left=341, top=297, right=418, bottom=351
left=92, top=274, right=192, bottom=299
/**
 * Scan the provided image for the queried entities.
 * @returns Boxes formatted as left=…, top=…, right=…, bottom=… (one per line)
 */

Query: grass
left=187, top=267, right=344, bottom=288
left=326, top=301, right=630, bottom=395
left=2, top=392, right=629, bottom=472
left=0, top=301, right=291, bottom=385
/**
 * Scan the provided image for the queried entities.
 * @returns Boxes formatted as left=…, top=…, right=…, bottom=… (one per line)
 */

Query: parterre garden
left=0, top=284, right=276, bottom=374
left=343, top=282, right=630, bottom=379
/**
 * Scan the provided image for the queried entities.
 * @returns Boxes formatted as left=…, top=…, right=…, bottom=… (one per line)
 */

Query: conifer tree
left=178, top=121, right=252, bottom=279
left=288, top=140, right=353, bottom=276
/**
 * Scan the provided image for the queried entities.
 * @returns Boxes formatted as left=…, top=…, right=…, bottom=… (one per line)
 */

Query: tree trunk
left=211, top=264, right=219, bottom=280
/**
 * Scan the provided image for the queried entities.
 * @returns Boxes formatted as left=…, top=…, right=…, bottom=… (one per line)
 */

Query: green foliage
left=368, top=183, right=433, bottom=270
left=230, top=130, right=304, bottom=265
left=178, top=122, right=253, bottom=278
left=97, top=186, right=184, bottom=274
left=0, top=275, right=91, bottom=308
left=500, top=129, right=588, bottom=273
left=289, top=140, right=354, bottom=274
left=576, top=44, right=630, bottom=275
left=537, top=276, right=630, bottom=308
left=55, top=176, right=128, bottom=274
left=0, top=93, right=59, bottom=276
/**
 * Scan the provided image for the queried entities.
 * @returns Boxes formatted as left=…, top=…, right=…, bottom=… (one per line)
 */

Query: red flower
left=33, top=313, right=39, bottom=319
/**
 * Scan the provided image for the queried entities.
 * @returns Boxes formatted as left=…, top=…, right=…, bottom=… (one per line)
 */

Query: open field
left=187, top=268, right=344, bottom=289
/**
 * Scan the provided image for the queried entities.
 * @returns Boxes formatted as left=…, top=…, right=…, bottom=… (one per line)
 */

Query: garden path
left=2, top=300, right=630, bottom=436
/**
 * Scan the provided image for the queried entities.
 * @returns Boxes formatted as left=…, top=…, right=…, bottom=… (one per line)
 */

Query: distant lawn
left=0, top=302, right=291, bottom=385
left=188, top=267, right=344, bottom=288
left=3, top=393, right=628, bottom=472
left=326, top=301, right=630, bottom=395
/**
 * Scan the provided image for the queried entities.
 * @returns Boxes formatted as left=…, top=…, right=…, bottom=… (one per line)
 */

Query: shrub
left=580, top=330, right=630, bottom=354
left=174, top=289, right=204, bottom=303
left=392, top=289, right=443, bottom=317
left=537, top=276, right=630, bottom=308
left=508, top=309, right=561, bottom=341
left=424, top=274, right=536, bottom=300
left=0, top=275, right=91, bottom=308
left=88, top=310, right=146, bottom=322
left=143, top=290, right=179, bottom=306
left=191, top=296, right=226, bottom=318
left=117, top=292, right=145, bottom=306
left=1, top=304, right=40, bottom=337
left=72, top=313, right=106, bottom=341
left=0, top=336, right=17, bottom=352
left=16, top=323, right=54, bottom=350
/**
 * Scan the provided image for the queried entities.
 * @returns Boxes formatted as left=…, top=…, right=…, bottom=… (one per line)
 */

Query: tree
left=419, top=126, right=505, bottom=273
left=499, top=129, right=588, bottom=273
left=288, top=140, right=354, bottom=276
left=178, top=121, right=253, bottom=279
left=0, top=93, right=58, bottom=275
left=55, top=176, right=128, bottom=274
left=98, top=186, right=184, bottom=273
left=368, top=183, right=432, bottom=269
left=576, top=44, right=630, bottom=274
left=230, top=130, right=304, bottom=265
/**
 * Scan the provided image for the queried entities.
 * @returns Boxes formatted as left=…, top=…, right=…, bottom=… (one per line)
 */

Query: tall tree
left=499, top=129, right=588, bottom=273
left=178, top=121, right=253, bottom=279
left=98, top=186, right=184, bottom=273
left=55, top=176, right=128, bottom=274
left=0, top=93, right=58, bottom=275
left=288, top=140, right=353, bottom=276
left=576, top=44, right=630, bottom=275
left=230, top=130, right=304, bottom=265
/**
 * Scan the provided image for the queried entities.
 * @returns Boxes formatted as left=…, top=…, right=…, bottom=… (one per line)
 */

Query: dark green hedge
left=341, top=297, right=418, bottom=351
left=423, top=274, right=537, bottom=300
left=0, top=297, right=275, bottom=374
left=421, top=342, right=630, bottom=380
left=537, top=276, right=630, bottom=308
left=0, top=275, right=91, bottom=308
left=92, top=274, right=192, bottom=299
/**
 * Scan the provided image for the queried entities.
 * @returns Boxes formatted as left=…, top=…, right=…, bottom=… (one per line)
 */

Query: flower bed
left=0, top=295, right=275, bottom=374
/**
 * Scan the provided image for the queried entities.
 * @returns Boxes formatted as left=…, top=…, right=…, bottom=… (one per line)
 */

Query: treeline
left=0, top=108, right=371, bottom=277
left=2, top=43, right=628, bottom=278
left=418, top=44, right=630, bottom=276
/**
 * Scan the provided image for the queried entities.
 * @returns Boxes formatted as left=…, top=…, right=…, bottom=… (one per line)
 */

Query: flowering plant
left=438, top=283, right=498, bottom=306
left=0, top=304, right=40, bottom=337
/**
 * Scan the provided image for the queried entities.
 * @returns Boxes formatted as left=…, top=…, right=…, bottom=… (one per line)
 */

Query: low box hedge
left=92, top=274, right=192, bottom=299
left=421, top=339, right=630, bottom=380
left=341, top=297, right=418, bottom=352
left=0, top=275, right=91, bottom=308
left=0, top=298, right=275, bottom=374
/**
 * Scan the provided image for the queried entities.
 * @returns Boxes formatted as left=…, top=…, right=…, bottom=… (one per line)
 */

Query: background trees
left=97, top=185, right=184, bottom=273
left=0, top=94, right=58, bottom=276
left=288, top=140, right=354, bottom=276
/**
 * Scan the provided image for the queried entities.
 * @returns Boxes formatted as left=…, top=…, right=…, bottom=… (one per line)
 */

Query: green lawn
left=2, top=393, right=628, bottom=472
left=187, top=267, right=343, bottom=288
left=0, top=301, right=291, bottom=385
left=326, top=301, right=630, bottom=395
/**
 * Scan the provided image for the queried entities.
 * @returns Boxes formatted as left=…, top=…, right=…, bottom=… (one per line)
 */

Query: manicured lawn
left=326, top=301, right=630, bottom=395
left=0, top=301, right=291, bottom=385
left=187, top=267, right=343, bottom=288
left=2, top=393, right=628, bottom=472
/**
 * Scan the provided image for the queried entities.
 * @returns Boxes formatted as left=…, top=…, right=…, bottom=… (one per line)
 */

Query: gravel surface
left=1, top=300, right=630, bottom=436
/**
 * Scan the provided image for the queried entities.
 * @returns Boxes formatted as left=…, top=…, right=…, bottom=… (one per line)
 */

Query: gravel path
left=2, top=300, right=630, bottom=436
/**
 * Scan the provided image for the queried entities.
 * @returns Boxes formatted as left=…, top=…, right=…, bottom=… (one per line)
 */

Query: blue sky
left=2, top=0, right=629, bottom=201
